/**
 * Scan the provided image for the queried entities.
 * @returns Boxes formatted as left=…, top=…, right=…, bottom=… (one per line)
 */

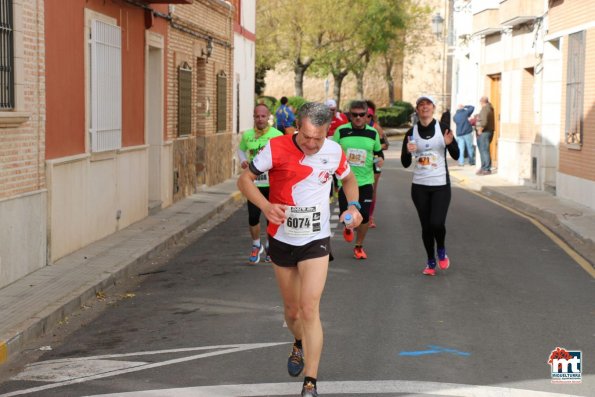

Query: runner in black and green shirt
left=332, top=100, right=384, bottom=259
left=238, top=104, right=284, bottom=263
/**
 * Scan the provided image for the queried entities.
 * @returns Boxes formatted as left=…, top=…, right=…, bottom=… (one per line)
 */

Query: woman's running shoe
left=437, top=248, right=450, bottom=270
left=422, top=259, right=437, bottom=276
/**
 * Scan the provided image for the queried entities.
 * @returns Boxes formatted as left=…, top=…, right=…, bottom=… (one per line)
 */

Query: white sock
left=252, top=239, right=261, bottom=247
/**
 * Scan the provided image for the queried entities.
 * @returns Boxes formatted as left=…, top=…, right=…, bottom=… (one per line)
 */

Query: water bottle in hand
left=343, top=213, right=353, bottom=226
left=408, top=136, right=416, bottom=153
left=373, top=156, right=381, bottom=172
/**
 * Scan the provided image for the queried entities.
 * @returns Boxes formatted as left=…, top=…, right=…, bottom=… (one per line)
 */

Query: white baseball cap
left=416, top=95, right=436, bottom=106
left=325, top=99, right=337, bottom=108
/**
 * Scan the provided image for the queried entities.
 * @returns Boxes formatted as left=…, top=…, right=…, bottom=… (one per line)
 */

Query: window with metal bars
left=565, top=30, right=585, bottom=147
left=0, top=0, right=14, bottom=110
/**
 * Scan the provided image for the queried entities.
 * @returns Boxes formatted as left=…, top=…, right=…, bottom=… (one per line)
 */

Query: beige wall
left=47, top=148, right=149, bottom=262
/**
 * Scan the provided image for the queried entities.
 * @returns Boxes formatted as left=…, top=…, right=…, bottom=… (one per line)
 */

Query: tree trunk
left=384, top=57, right=395, bottom=106
left=333, top=71, right=348, bottom=109
left=387, top=79, right=395, bottom=107
left=294, top=58, right=313, bottom=98
left=294, top=66, right=305, bottom=97
left=355, top=70, right=365, bottom=99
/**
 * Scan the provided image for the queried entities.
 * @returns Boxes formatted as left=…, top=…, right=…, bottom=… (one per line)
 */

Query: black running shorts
left=268, top=236, right=333, bottom=267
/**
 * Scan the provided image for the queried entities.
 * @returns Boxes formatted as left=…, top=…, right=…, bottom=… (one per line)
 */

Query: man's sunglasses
left=350, top=112, right=367, bottom=118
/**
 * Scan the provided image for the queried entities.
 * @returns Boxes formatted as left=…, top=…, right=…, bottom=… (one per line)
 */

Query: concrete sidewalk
left=1, top=159, right=594, bottom=368
left=0, top=177, right=244, bottom=365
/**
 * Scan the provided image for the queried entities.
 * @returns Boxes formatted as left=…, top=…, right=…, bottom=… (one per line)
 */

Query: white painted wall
left=535, top=37, right=562, bottom=191
left=233, top=37, right=255, bottom=135
left=557, top=173, right=595, bottom=211
left=232, top=0, right=256, bottom=175
left=47, top=148, right=149, bottom=262
left=472, top=0, right=499, bottom=14
left=0, top=191, right=47, bottom=288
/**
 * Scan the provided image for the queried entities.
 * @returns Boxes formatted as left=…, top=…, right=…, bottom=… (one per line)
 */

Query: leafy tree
left=310, top=0, right=406, bottom=108
left=380, top=1, right=432, bottom=105
left=256, top=0, right=333, bottom=97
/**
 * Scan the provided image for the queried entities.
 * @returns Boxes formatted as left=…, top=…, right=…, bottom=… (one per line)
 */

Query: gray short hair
left=297, top=102, right=332, bottom=126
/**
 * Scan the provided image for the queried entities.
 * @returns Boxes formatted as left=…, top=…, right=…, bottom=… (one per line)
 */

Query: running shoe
left=343, top=227, right=354, bottom=243
left=437, top=248, right=450, bottom=270
left=248, top=245, right=264, bottom=264
left=353, top=246, right=367, bottom=260
left=264, top=243, right=272, bottom=263
left=301, top=381, right=318, bottom=397
left=287, top=344, right=304, bottom=377
left=422, top=259, right=437, bottom=276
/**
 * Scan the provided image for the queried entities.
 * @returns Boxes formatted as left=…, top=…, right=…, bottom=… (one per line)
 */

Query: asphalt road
left=0, top=153, right=593, bottom=397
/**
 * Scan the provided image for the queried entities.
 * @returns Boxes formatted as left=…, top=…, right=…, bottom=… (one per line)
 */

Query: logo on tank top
left=318, top=171, right=332, bottom=184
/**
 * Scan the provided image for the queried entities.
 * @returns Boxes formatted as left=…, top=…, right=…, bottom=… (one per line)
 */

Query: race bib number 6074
left=284, top=205, right=321, bottom=236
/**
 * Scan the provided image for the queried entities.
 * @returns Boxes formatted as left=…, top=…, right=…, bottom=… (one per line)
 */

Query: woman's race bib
left=346, top=148, right=367, bottom=167
left=284, top=205, right=321, bottom=236
left=415, top=150, right=439, bottom=170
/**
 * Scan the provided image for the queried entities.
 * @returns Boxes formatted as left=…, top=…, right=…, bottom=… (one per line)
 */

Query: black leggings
left=247, top=186, right=269, bottom=226
left=411, top=183, right=451, bottom=260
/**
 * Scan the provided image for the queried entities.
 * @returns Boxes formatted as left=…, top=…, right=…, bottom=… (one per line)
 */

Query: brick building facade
left=0, top=0, right=46, bottom=288
left=167, top=0, right=234, bottom=200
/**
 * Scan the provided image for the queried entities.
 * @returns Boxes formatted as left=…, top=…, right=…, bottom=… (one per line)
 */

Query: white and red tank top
left=251, top=134, right=351, bottom=245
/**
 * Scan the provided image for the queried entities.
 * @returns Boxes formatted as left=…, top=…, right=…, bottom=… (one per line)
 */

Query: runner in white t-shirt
left=238, top=102, right=362, bottom=397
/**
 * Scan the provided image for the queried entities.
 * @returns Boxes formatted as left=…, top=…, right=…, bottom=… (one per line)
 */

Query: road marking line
left=1, top=343, right=288, bottom=397
left=467, top=189, right=595, bottom=279
left=399, top=345, right=470, bottom=357
left=81, top=380, right=588, bottom=397
left=0, top=342, right=6, bottom=364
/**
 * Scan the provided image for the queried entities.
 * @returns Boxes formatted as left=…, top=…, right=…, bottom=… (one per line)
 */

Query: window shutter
left=178, top=62, right=192, bottom=136
left=90, top=19, right=122, bottom=152
left=0, top=0, right=14, bottom=110
left=565, top=31, right=585, bottom=146
left=217, top=72, right=227, bottom=132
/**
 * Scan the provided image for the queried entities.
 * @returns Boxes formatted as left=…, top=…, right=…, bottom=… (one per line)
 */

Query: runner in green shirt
left=238, top=104, right=284, bottom=263
left=332, top=100, right=384, bottom=259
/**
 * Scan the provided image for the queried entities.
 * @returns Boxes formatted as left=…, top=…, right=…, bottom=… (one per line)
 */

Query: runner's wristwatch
left=347, top=201, right=361, bottom=210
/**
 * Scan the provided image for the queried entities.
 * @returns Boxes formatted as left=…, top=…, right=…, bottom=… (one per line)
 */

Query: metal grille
left=565, top=30, right=585, bottom=146
left=0, top=0, right=14, bottom=110
left=178, top=62, right=192, bottom=136
left=217, top=72, right=227, bottom=132
left=90, top=20, right=122, bottom=152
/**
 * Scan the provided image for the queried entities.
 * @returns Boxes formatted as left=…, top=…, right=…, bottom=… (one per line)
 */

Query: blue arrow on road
left=399, top=345, right=471, bottom=357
